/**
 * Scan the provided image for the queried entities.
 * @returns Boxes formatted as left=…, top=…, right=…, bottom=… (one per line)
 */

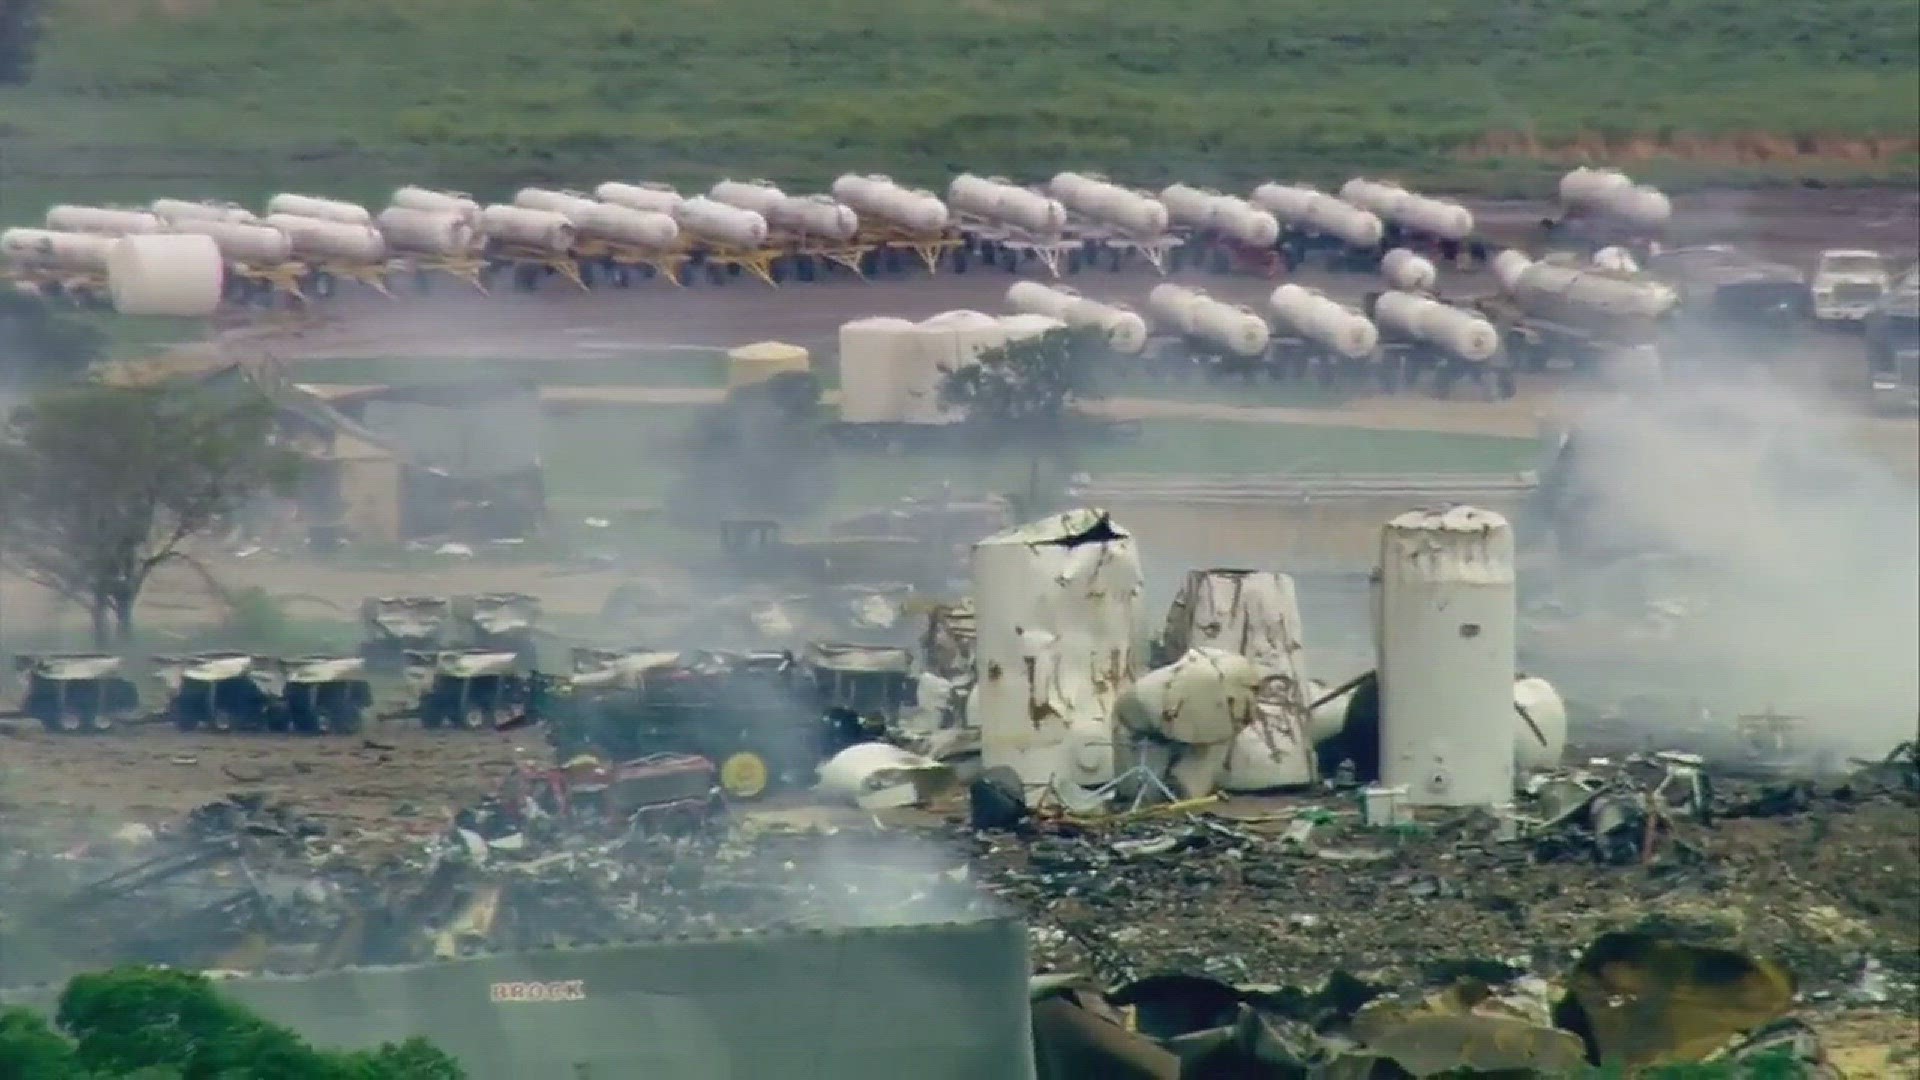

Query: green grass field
left=2, top=0, right=1915, bottom=223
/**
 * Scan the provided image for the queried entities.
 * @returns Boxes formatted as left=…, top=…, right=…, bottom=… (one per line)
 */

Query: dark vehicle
left=409, top=648, right=536, bottom=730
left=534, top=648, right=889, bottom=799
left=15, top=654, right=140, bottom=733
left=1865, top=269, right=1919, bottom=412
left=1644, top=245, right=1811, bottom=326
left=154, top=653, right=276, bottom=732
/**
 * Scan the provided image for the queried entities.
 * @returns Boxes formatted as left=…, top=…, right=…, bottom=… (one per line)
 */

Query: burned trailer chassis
left=23, top=675, right=140, bottom=734
left=420, top=673, right=534, bottom=731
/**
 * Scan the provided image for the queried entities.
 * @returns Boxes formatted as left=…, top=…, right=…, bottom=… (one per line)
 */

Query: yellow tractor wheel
left=718, top=751, right=770, bottom=800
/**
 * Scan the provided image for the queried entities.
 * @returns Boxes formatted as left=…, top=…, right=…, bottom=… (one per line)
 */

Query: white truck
left=1810, top=248, right=1890, bottom=322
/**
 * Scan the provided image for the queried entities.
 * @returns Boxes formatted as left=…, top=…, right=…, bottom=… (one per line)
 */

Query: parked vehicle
left=154, top=652, right=276, bottom=732
left=410, top=648, right=536, bottom=730
left=1809, top=249, right=1890, bottom=323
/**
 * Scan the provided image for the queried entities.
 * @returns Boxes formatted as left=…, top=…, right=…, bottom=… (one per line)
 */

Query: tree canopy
left=0, top=966, right=464, bottom=1079
left=937, top=324, right=1109, bottom=433
left=668, top=369, right=835, bottom=523
left=0, top=382, right=302, bottom=646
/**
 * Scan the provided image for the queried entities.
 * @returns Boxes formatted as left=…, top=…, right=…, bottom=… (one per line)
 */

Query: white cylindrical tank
left=972, top=509, right=1143, bottom=789
left=478, top=205, right=576, bottom=253
left=1049, top=173, right=1167, bottom=236
left=1159, top=183, right=1222, bottom=228
left=1116, top=647, right=1262, bottom=798
left=1506, top=260, right=1679, bottom=320
left=1610, top=185, right=1672, bottom=230
left=1375, top=290, right=1499, bottom=361
left=1006, top=280, right=1078, bottom=319
left=1493, top=249, right=1533, bottom=290
left=2, top=228, right=115, bottom=272
left=1000, top=313, right=1069, bottom=341
left=1339, top=178, right=1409, bottom=217
left=671, top=196, right=769, bottom=249
left=375, top=206, right=476, bottom=256
left=836, top=316, right=919, bottom=424
left=1513, top=676, right=1568, bottom=771
left=947, top=174, right=1066, bottom=234
left=1249, top=182, right=1320, bottom=222
left=574, top=202, right=680, bottom=249
left=1392, top=194, right=1475, bottom=241
left=1376, top=505, right=1517, bottom=807
left=264, top=193, right=370, bottom=227
left=389, top=187, right=480, bottom=225
left=1068, top=298, right=1149, bottom=356
left=1591, top=245, right=1640, bottom=273
left=150, top=199, right=257, bottom=225
left=1188, top=297, right=1270, bottom=357
left=768, top=195, right=859, bottom=241
left=512, top=187, right=597, bottom=222
left=1381, top=248, right=1438, bottom=291
left=901, top=310, right=1009, bottom=424
left=1300, top=195, right=1384, bottom=248
left=1269, top=283, right=1379, bottom=359
left=830, top=174, right=949, bottom=234
left=108, top=234, right=223, bottom=316
left=263, top=214, right=386, bottom=262
left=594, top=181, right=684, bottom=215
left=1558, top=167, right=1636, bottom=211
left=1211, top=196, right=1280, bottom=247
left=1148, top=282, right=1202, bottom=334
left=1047, top=172, right=1108, bottom=205
left=45, top=205, right=162, bottom=235
left=709, top=179, right=787, bottom=217
left=168, top=219, right=294, bottom=264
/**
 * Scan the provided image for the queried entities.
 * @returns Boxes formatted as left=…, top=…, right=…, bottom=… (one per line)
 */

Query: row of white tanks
left=837, top=308, right=1072, bottom=424
left=967, top=506, right=1565, bottom=808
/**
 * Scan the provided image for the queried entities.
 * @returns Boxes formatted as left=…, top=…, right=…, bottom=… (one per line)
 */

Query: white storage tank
left=1611, top=185, right=1672, bottom=230
left=1558, top=167, right=1636, bottom=211
left=1269, top=283, right=1379, bottom=359
left=1492, top=249, right=1534, bottom=291
left=108, top=234, right=223, bottom=316
left=830, top=174, right=949, bottom=234
left=1159, top=183, right=1222, bottom=228
left=389, top=187, right=480, bottom=226
left=1505, top=259, right=1679, bottom=320
left=1116, top=647, right=1262, bottom=798
left=1392, top=193, right=1475, bottom=241
left=836, top=316, right=919, bottom=424
left=1249, top=182, right=1321, bottom=222
left=1210, top=196, right=1280, bottom=247
left=768, top=195, right=859, bottom=241
left=375, top=206, right=476, bottom=256
left=264, top=193, right=371, bottom=227
left=45, top=205, right=162, bottom=235
left=947, top=174, right=1066, bottom=235
left=263, top=214, right=386, bottom=263
left=906, top=309, right=1009, bottom=423
left=671, top=196, right=769, bottom=250
left=150, top=199, right=257, bottom=225
left=1069, top=298, right=1149, bottom=355
left=971, top=509, right=1143, bottom=789
left=1376, top=506, right=1517, bottom=807
left=1300, top=195, right=1384, bottom=248
left=2, top=228, right=116, bottom=272
left=1147, top=282, right=1204, bottom=334
left=594, top=181, right=684, bottom=215
left=169, top=219, right=294, bottom=264
left=1381, top=248, right=1438, bottom=291
left=709, top=179, right=788, bottom=217
left=512, top=187, right=597, bottom=222
left=478, top=205, right=576, bottom=254
left=1048, top=173, right=1167, bottom=236
left=574, top=202, right=680, bottom=249
left=1339, top=178, right=1409, bottom=218
left=1375, top=290, right=1499, bottom=361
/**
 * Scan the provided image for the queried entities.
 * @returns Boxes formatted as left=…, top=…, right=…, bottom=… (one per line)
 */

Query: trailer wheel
left=883, top=248, right=905, bottom=274
left=458, top=704, right=492, bottom=731
left=329, top=707, right=364, bottom=736
left=51, top=709, right=85, bottom=734
left=719, top=751, right=770, bottom=799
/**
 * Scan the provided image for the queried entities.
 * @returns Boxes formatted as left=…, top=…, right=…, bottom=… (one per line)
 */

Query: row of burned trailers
left=14, top=653, right=373, bottom=735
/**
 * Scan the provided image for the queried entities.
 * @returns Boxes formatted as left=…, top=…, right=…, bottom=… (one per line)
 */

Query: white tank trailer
left=1249, top=183, right=1321, bottom=222
left=512, top=187, right=598, bottom=222
left=1373, top=290, right=1500, bottom=362
left=1380, top=248, right=1438, bottom=292
left=150, top=199, right=258, bottom=225
left=1159, top=184, right=1277, bottom=246
left=1269, top=284, right=1380, bottom=359
left=1148, top=283, right=1269, bottom=357
left=478, top=205, right=576, bottom=254
left=1375, top=505, right=1517, bottom=807
left=1292, top=194, right=1384, bottom=249
left=168, top=219, right=295, bottom=265
left=262, top=214, right=387, bottom=263
left=709, top=179, right=788, bottom=218
left=947, top=175, right=1067, bottom=235
left=830, top=175, right=949, bottom=234
left=389, top=187, right=481, bottom=227
left=1005, top=281, right=1149, bottom=354
left=1495, top=252, right=1679, bottom=325
left=44, top=205, right=163, bottom=236
left=108, top=234, right=224, bottom=317
left=970, top=508, right=1143, bottom=790
left=374, top=207, right=477, bottom=256
left=1557, top=168, right=1672, bottom=231
left=2, top=228, right=116, bottom=272
left=265, top=194, right=371, bottom=227
left=594, top=181, right=684, bottom=215
left=671, top=196, right=769, bottom=250
left=1047, top=173, right=1169, bottom=237
left=575, top=203, right=679, bottom=249
left=766, top=194, right=860, bottom=242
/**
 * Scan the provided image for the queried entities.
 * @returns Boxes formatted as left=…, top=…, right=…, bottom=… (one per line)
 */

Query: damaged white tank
left=969, top=510, right=1143, bottom=789
left=1158, top=569, right=1318, bottom=790
left=1114, top=647, right=1261, bottom=799
left=1376, top=506, right=1517, bottom=806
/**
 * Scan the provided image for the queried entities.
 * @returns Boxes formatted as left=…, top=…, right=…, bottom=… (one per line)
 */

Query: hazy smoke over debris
left=1552, top=379, right=1919, bottom=753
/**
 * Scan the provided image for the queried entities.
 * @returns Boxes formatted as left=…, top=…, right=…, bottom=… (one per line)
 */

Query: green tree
left=0, top=967, right=465, bottom=1079
left=938, top=325, right=1108, bottom=435
left=0, top=383, right=302, bottom=646
left=669, top=369, right=835, bottom=524
left=0, top=291, right=106, bottom=387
